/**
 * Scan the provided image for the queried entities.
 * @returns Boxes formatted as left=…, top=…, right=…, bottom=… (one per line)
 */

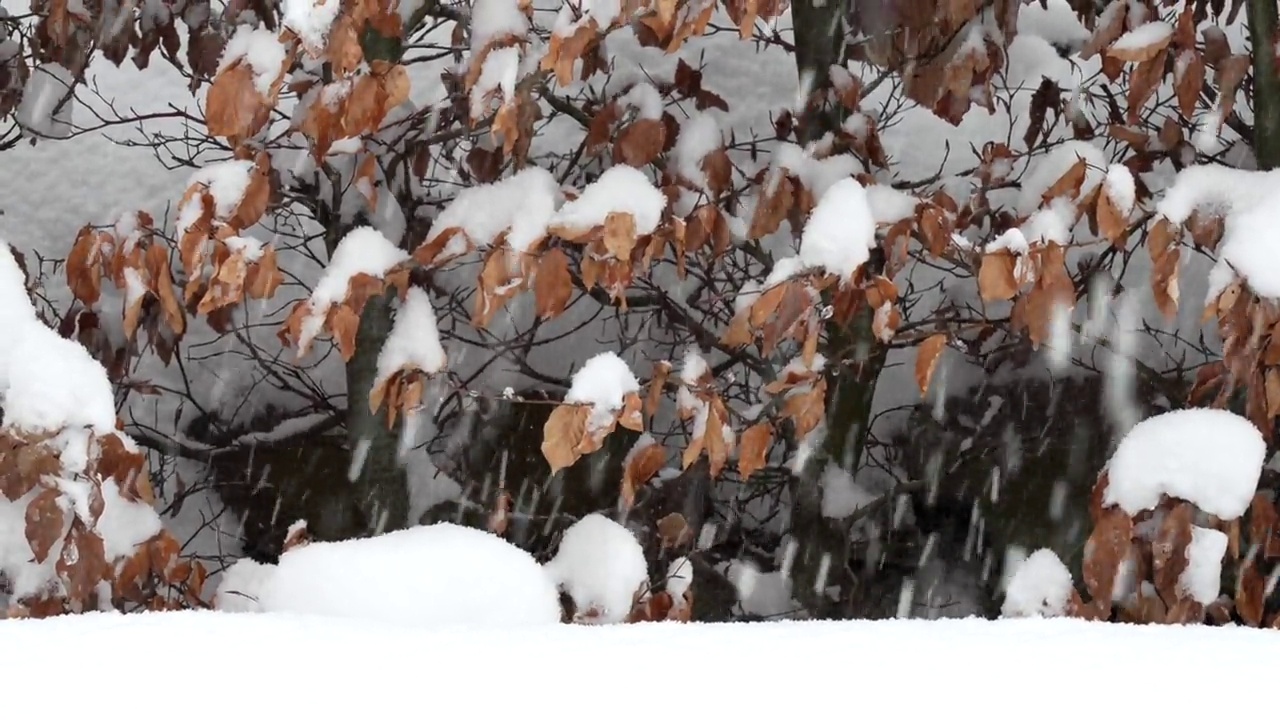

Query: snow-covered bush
left=0, top=241, right=202, bottom=616
left=1001, top=408, right=1279, bottom=627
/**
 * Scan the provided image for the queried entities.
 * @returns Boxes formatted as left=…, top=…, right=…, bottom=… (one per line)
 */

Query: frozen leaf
left=914, top=334, right=947, bottom=396
left=534, top=248, right=573, bottom=320
left=737, top=422, right=773, bottom=479
left=24, top=487, right=64, bottom=564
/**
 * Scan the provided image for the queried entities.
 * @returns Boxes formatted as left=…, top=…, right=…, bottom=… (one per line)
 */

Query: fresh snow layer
left=4, top=613, right=1280, bottom=717
left=799, top=177, right=876, bottom=281
left=427, top=166, right=561, bottom=253
left=374, top=286, right=447, bottom=383
left=217, top=524, right=562, bottom=628
left=544, top=514, right=648, bottom=624
left=1103, top=408, right=1265, bottom=520
left=1001, top=548, right=1074, bottom=618
left=552, top=165, right=667, bottom=237
left=565, top=351, right=640, bottom=411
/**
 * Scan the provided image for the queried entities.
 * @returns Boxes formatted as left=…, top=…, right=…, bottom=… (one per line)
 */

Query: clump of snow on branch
left=1001, top=548, right=1074, bottom=618
left=282, top=0, right=341, bottom=55
left=1157, top=165, right=1280, bottom=301
left=672, top=111, right=723, bottom=189
left=218, top=524, right=563, bottom=627
left=797, top=177, right=876, bottom=282
left=470, top=0, right=530, bottom=50
left=552, top=165, right=667, bottom=236
left=374, top=287, right=447, bottom=387
left=566, top=351, right=640, bottom=430
left=819, top=465, right=877, bottom=519
left=427, top=166, right=562, bottom=255
left=1104, top=164, right=1136, bottom=217
left=219, top=26, right=288, bottom=94
left=176, top=159, right=256, bottom=236
left=299, top=226, right=409, bottom=349
left=1180, top=526, right=1227, bottom=605
left=14, top=62, right=73, bottom=138
left=544, top=513, right=648, bottom=624
left=1103, top=408, right=1265, bottom=520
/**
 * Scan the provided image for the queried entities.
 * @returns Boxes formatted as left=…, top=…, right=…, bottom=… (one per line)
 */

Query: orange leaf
left=737, top=422, right=773, bottom=479
left=330, top=303, right=361, bottom=362
left=534, top=247, right=573, bottom=320
left=622, top=442, right=666, bottom=509
left=613, top=118, right=666, bottom=167
left=603, top=212, right=638, bottom=261
left=978, top=251, right=1019, bottom=301
left=914, top=333, right=947, bottom=396
left=24, top=488, right=64, bottom=564
left=542, top=404, right=589, bottom=473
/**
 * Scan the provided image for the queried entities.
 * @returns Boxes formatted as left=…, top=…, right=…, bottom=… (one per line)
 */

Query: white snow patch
left=544, top=514, right=648, bottom=624
left=819, top=464, right=877, bottom=519
left=220, top=523, right=562, bottom=627
left=1001, top=548, right=1074, bottom=618
left=552, top=165, right=667, bottom=237
left=1104, top=408, right=1265, bottom=520
left=1179, top=526, right=1227, bottom=605
left=798, top=177, right=876, bottom=281
left=218, top=26, right=288, bottom=95
left=427, top=166, right=561, bottom=255
left=373, top=287, right=447, bottom=387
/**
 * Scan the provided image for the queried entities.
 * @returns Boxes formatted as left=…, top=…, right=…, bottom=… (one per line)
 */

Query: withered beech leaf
left=621, top=442, right=666, bottom=509
left=1081, top=506, right=1133, bottom=615
left=978, top=251, right=1019, bottom=301
left=737, top=422, right=773, bottom=479
left=656, top=512, right=693, bottom=548
left=25, top=487, right=65, bottom=564
left=914, top=334, right=948, bottom=396
left=534, top=247, right=573, bottom=320
left=1152, top=502, right=1193, bottom=605
left=542, top=404, right=590, bottom=473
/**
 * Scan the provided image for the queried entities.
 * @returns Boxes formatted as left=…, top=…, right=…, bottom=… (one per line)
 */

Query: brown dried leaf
left=329, top=303, right=361, bottom=362
left=1106, top=23, right=1173, bottom=62
left=978, top=251, right=1019, bottom=301
left=56, top=520, right=109, bottom=604
left=622, top=442, right=666, bottom=509
left=613, top=118, right=666, bottom=167
left=737, top=422, right=773, bottom=479
left=656, top=512, right=693, bottom=548
left=782, top=378, right=826, bottom=441
left=915, top=334, right=948, bottom=396
left=1152, top=502, right=1194, bottom=605
left=24, top=488, right=64, bottom=564
left=1097, top=184, right=1128, bottom=245
left=534, top=247, right=573, bottom=320
left=1236, top=555, right=1266, bottom=626
left=542, top=404, right=590, bottom=473
left=1082, top=506, right=1133, bottom=615
left=488, top=490, right=512, bottom=535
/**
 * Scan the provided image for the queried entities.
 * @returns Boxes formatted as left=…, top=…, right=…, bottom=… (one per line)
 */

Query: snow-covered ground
left=1, top=611, right=1276, bottom=716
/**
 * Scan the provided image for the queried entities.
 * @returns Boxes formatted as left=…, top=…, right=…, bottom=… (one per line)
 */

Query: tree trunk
left=785, top=0, right=889, bottom=617
left=1249, top=0, right=1280, bottom=169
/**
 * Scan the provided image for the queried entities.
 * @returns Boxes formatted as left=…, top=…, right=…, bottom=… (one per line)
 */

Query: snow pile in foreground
left=544, top=514, right=648, bottom=624
left=1103, top=408, right=1264, bottom=519
left=1002, top=548, right=1074, bottom=618
left=2, top=612, right=1279, bottom=717
left=216, top=523, right=562, bottom=628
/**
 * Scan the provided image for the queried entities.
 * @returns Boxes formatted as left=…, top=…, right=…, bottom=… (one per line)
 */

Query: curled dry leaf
left=57, top=519, right=109, bottom=605
left=1236, top=553, right=1266, bottom=627
left=647, top=360, right=672, bottom=420
left=282, top=520, right=311, bottom=552
left=914, top=333, right=948, bottom=396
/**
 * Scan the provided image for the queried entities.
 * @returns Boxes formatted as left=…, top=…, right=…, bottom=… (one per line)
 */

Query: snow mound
left=1001, top=548, right=1074, bottom=618
left=552, top=165, right=667, bottom=237
left=1103, top=408, right=1265, bottom=520
left=545, top=514, right=648, bottom=624
left=426, top=166, right=561, bottom=255
left=218, top=524, right=563, bottom=628
left=373, top=286, right=446, bottom=384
